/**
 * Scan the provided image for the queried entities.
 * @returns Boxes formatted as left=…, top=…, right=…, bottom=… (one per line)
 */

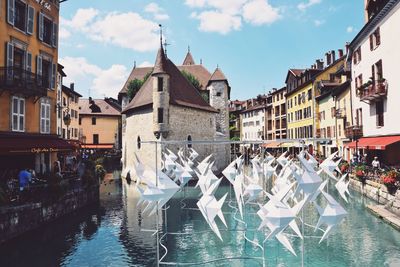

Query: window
left=92, top=117, right=96, bottom=125
left=157, top=77, right=163, bottom=92
left=74, top=128, right=78, bottom=138
left=93, top=134, right=99, bottom=144
left=353, top=47, right=362, bottom=64
left=40, top=99, right=51, bottom=134
left=79, top=117, right=82, bottom=125
left=137, top=136, right=141, bottom=149
left=158, top=108, right=164, bottom=123
left=12, top=96, right=24, bottom=132
left=37, top=55, right=56, bottom=89
left=356, top=108, right=362, bottom=126
left=38, top=13, right=58, bottom=47
left=187, top=135, right=192, bottom=148
left=376, top=101, right=384, bottom=127
left=7, top=0, right=34, bottom=35
left=373, top=60, right=383, bottom=81
left=216, top=92, right=222, bottom=97
left=307, top=89, right=312, bottom=100
left=369, top=27, right=381, bottom=50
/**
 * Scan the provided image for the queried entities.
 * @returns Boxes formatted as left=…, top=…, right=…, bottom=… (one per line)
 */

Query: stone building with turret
left=120, top=46, right=231, bottom=176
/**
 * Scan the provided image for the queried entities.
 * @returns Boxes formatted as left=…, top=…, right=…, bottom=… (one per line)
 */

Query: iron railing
left=0, top=67, right=48, bottom=98
left=359, top=81, right=387, bottom=102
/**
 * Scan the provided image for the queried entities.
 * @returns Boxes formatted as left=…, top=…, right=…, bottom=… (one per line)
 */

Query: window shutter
left=26, top=52, right=32, bottom=72
left=6, top=42, right=14, bottom=81
left=38, top=12, right=44, bottom=41
left=51, top=63, right=56, bottom=89
left=52, top=22, right=58, bottom=47
left=369, top=35, right=373, bottom=51
left=27, top=6, right=35, bottom=35
left=36, top=55, right=42, bottom=85
left=7, top=0, right=15, bottom=25
left=376, top=28, right=381, bottom=45
left=46, top=104, right=50, bottom=133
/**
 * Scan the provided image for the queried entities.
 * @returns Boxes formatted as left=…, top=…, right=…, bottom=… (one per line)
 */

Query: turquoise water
left=1, top=176, right=400, bottom=267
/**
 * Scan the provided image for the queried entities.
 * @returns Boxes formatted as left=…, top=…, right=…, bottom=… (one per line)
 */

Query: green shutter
left=27, top=5, right=35, bottom=35
left=52, top=22, right=58, bottom=47
left=7, top=0, right=15, bottom=26
left=38, top=12, right=44, bottom=41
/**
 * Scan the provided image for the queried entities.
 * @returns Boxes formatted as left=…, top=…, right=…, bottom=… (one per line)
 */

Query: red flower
left=356, top=170, right=364, bottom=177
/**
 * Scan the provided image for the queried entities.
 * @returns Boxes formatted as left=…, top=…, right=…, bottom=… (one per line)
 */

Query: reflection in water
left=0, top=174, right=399, bottom=267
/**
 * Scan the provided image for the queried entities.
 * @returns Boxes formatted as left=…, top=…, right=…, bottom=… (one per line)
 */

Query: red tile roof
left=119, top=66, right=153, bottom=94
left=209, top=67, right=227, bottom=82
left=178, top=64, right=211, bottom=90
left=79, top=99, right=121, bottom=116
left=182, top=51, right=196, bottom=65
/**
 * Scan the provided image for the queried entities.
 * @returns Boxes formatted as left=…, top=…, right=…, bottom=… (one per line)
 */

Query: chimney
left=316, top=59, right=324, bottom=70
left=331, top=50, right=336, bottom=62
left=70, top=82, right=75, bottom=91
left=345, top=42, right=350, bottom=55
left=325, top=52, right=331, bottom=66
left=338, top=49, right=344, bottom=58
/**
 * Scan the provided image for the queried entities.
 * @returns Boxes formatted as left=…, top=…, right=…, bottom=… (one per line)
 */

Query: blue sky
left=58, top=0, right=364, bottom=100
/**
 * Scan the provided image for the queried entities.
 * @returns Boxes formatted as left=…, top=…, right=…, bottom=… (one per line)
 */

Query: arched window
left=187, top=135, right=192, bottom=148
left=137, top=136, right=141, bottom=149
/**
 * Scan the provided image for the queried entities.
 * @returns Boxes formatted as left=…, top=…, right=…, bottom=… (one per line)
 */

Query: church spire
left=153, top=25, right=168, bottom=75
left=182, top=45, right=196, bottom=65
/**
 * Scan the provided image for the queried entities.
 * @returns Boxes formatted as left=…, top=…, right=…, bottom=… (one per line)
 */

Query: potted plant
left=339, top=161, right=349, bottom=173
left=376, top=78, right=387, bottom=94
left=381, top=169, right=398, bottom=195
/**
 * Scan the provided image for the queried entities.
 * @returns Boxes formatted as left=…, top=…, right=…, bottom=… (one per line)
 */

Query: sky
left=58, top=0, right=365, bottom=101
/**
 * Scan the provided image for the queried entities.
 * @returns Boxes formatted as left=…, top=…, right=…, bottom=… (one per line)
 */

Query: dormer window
left=157, top=77, right=163, bottom=92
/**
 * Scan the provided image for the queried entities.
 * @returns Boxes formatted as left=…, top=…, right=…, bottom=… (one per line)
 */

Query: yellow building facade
left=0, top=0, right=71, bottom=174
left=79, top=98, right=121, bottom=149
left=60, top=85, right=81, bottom=141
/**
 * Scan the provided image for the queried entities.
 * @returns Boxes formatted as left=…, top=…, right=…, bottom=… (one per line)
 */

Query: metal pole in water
left=155, top=142, right=160, bottom=267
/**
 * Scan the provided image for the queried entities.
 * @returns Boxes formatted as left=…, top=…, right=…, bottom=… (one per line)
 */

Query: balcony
left=359, top=81, right=387, bottom=103
left=335, top=108, right=346, bottom=118
left=0, top=67, right=47, bottom=98
left=345, top=125, right=363, bottom=139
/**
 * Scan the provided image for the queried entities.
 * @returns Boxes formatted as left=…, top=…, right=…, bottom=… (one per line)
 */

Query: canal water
left=1, top=172, right=400, bottom=267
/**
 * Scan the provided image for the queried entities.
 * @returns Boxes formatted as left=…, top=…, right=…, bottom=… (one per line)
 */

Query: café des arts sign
left=35, top=0, right=52, bottom=11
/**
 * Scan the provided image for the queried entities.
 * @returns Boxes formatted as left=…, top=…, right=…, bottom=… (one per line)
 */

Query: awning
left=345, top=135, right=400, bottom=150
left=0, top=133, right=75, bottom=154
left=81, top=144, right=114, bottom=149
left=262, top=141, right=282, bottom=148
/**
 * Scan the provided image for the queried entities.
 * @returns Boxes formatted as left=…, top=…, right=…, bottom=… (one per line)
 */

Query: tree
left=181, top=70, right=202, bottom=91
left=127, top=72, right=152, bottom=101
left=127, top=79, right=143, bottom=101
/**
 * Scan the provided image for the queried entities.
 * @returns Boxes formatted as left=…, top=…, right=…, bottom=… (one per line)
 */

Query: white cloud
left=297, top=0, right=322, bottom=12
left=346, top=26, right=354, bottom=33
left=185, top=0, right=206, bottom=8
left=194, top=10, right=242, bottom=34
left=59, top=27, right=71, bottom=39
left=242, top=0, right=281, bottom=25
left=145, top=3, right=170, bottom=21
left=61, top=9, right=160, bottom=52
left=59, top=57, right=129, bottom=98
left=314, top=19, right=325, bottom=26
left=138, top=61, right=153, bottom=67
left=185, top=0, right=281, bottom=34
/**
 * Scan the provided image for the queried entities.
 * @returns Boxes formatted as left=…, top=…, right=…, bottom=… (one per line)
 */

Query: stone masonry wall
left=0, top=186, right=99, bottom=244
left=349, top=178, right=400, bottom=216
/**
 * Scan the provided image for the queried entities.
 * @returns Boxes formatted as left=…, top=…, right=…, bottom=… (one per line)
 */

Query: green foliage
left=230, top=136, right=240, bottom=141
left=127, top=79, right=144, bottom=101
left=229, top=126, right=237, bottom=132
left=181, top=70, right=202, bottom=91
left=127, top=72, right=152, bottom=101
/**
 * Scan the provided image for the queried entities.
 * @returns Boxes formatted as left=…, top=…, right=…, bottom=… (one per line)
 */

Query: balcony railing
left=345, top=125, right=363, bottom=139
left=359, top=81, right=387, bottom=103
left=335, top=108, right=346, bottom=118
left=0, top=67, right=48, bottom=98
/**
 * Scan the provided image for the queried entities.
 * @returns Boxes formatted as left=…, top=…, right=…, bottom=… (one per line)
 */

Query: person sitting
left=18, top=168, right=32, bottom=191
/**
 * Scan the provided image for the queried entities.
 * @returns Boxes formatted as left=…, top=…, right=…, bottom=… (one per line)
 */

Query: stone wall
left=122, top=105, right=230, bottom=179
left=349, top=178, right=400, bottom=215
left=0, top=186, right=99, bottom=244
left=208, top=81, right=229, bottom=136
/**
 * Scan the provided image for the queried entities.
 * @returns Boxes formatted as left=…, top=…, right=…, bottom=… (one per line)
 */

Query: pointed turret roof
left=153, top=47, right=168, bottom=75
left=182, top=51, right=196, bottom=65
left=122, top=47, right=217, bottom=114
left=209, top=67, right=227, bottom=82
